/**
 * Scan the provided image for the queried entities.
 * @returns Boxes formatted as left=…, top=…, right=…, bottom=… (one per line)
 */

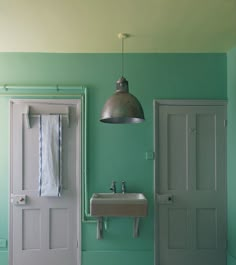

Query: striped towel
left=39, top=115, right=62, bottom=197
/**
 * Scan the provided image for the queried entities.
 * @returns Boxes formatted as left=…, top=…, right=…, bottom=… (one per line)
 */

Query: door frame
left=9, top=98, right=84, bottom=265
left=153, top=99, right=227, bottom=265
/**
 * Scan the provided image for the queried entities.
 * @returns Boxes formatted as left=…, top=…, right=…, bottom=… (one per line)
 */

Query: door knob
left=11, top=194, right=27, bottom=205
left=156, top=193, right=173, bottom=204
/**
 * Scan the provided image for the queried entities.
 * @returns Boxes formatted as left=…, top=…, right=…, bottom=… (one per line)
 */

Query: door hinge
left=224, top=119, right=227, bottom=128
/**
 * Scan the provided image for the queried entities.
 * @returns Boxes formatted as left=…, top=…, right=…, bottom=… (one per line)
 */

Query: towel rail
left=25, top=105, right=70, bottom=128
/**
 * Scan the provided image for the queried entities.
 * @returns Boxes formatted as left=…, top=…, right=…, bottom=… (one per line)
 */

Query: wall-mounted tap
left=121, top=181, right=126, bottom=194
left=110, top=181, right=116, bottom=193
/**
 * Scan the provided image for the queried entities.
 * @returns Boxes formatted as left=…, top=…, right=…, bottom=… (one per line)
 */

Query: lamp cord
left=121, top=37, right=124, bottom=77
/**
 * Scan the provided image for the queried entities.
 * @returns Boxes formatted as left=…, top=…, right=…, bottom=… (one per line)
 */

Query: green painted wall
left=227, top=47, right=236, bottom=265
left=0, top=53, right=227, bottom=265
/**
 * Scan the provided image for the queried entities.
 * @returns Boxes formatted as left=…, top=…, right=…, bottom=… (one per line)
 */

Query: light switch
left=145, top=151, right=155, bottom=160
left=0, top=239, right=7, bottom=248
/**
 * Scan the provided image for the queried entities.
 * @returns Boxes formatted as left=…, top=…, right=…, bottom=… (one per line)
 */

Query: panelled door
left=10, top=99, right=81, bottom=265
left=154, top=101, right=227, bottom=265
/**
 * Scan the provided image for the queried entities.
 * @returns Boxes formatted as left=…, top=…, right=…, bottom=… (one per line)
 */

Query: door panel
left=155, top=102, right=227, bottom=265
left=167, top=113, right=187, bottom=191
left=196, top=208, right=217, bottom=249
left=196, top=114, right=216, bottom=191
left=22, top=209, right=41, bottom=250
left=168, top=208, right=188, bottom=249
left=10, top=100, right=81, bottom=265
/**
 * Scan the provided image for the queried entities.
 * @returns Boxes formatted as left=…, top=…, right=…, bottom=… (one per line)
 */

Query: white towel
left=39, top=115, right=62, bottom=197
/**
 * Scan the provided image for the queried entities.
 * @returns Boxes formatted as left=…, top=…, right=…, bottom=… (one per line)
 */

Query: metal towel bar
left=25, top=105, right=70, bottom=128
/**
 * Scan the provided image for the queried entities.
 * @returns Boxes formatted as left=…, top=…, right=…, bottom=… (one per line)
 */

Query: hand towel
left=39, top=115, right=62, bottom=197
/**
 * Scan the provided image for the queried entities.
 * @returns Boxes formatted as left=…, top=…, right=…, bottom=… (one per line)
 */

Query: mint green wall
left=0, top=53, right=226, bottom=265
left=227, top=47, right=236, bottom=265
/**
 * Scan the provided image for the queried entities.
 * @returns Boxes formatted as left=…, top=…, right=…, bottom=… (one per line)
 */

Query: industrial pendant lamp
left=100, top=33, right=145, bottom=124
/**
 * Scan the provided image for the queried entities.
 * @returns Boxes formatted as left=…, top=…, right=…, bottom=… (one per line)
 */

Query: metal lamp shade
left=100, top=77, right=145, bottom=124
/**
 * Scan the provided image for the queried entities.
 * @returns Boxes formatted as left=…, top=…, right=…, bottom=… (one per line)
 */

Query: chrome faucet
left=110, top=181, right=116, bottom=193
left=121, top=181, right=126, bottom=194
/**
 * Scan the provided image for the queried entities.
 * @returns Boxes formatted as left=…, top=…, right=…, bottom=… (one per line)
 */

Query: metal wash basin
left=90, top=193, right=148, bottom=217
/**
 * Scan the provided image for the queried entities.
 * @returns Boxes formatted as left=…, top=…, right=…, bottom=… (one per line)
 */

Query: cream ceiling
left=0, top=0, right=235, bottom=53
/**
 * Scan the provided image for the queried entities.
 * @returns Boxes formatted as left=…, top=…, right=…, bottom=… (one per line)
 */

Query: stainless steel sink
left=90, top=193, right=148, bottom=217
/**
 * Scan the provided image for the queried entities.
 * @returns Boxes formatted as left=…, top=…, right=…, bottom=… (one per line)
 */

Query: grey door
left=154, top=101, right=227, bottom=265
left=10, top=99, right=81, bottom=265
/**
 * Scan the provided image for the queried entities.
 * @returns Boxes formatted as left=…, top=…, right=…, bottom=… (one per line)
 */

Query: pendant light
left=100, top=33, right=145, bottom=124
